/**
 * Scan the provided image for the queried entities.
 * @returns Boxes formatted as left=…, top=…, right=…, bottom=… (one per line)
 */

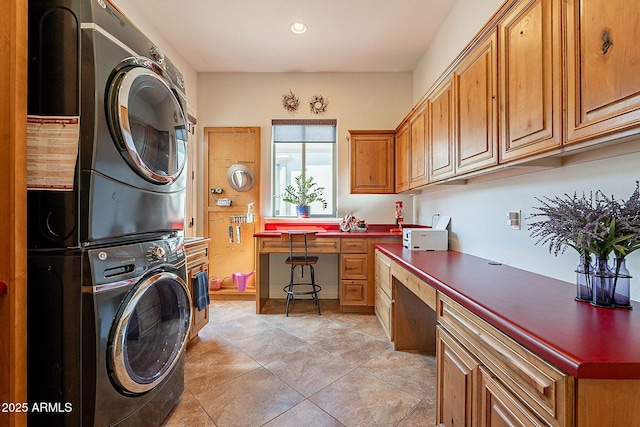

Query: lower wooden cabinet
left=436, top=326, right=479, bottom=427
left=479, top=366, right=546, bottom=427
left=340, top=242, right=368, bottom=307
left=339, top=237, right=401, bottom=312
left=184, top=238, right=210, bottom=341
left=374, top=250, right=393, bottom=339
left=437, top=293, right=573, bottom=427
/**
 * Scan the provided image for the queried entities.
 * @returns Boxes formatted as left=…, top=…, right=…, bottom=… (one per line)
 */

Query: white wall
left=197, top=72, right=415, bottom=223
left=412, top=0, right=504, bottom=103
left=411, top=0, right=640, bottom=301
left=110, top=0, right=198, bottom=107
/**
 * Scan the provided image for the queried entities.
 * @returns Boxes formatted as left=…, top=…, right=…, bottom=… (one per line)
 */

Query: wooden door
left=349, top=130, right=395, bottom=194
left=0, top=0, right=28, bottom=425
left=204, top=127, right=260, bottom=298
left=409, top=104, right=428, bottom=188
left=455, top=32, right=499, bottom=174
left=478, top=367, right=544, bottom=427
left=565, top=0, right=640, bottom=145
left=429, top=76, right=456, bottom=182
left=437, top=327, right=480, bottom=427
left=499, top=0, right=562, bottom=161
left=395, top=122, right=410, bottom=192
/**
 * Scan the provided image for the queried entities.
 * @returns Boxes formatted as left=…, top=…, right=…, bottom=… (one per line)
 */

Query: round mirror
left=227, top=164, right=254, bottom=192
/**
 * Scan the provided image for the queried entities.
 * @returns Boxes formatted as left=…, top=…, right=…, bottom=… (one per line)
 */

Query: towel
left=194, top=270, right=210, bottom=311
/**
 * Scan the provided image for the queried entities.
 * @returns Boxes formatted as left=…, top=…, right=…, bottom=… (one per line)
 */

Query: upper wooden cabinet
left=394, top=123, right=410, bottom=192
left=499, top=0, right=562, bottom=161
left=428, top=76, right=456, bottom=182
left=409, top=104, right=428, bottom=188
left=565, top=0, right=640, bottom=145
left=348, top=130, right=395, bottom=194
left=454, top=31, right=499, bottom=174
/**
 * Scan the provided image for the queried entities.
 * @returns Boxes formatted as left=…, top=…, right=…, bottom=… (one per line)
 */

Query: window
left=272, top=119, right=337, bottom=217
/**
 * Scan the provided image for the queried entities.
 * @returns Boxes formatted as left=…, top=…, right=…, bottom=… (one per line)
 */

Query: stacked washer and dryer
left=27, top=0, right=192, bottom=425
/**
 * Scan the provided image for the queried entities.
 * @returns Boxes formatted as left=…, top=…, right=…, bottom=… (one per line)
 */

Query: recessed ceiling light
left=290, top=22, right=307, bottom=35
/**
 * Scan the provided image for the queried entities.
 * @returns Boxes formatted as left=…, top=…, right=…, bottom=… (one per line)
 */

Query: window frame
left=271, top=119, right=337, bottom=218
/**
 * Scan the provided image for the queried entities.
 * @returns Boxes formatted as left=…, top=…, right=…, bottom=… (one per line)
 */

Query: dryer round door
left=107, top=58, right=188, bottom=184
left=109, top=271, right=192, bottom=395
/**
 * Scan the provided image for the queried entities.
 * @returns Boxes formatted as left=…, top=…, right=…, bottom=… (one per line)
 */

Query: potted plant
left=278, top=175, right=326, bottom=218
left=528, top=181, right=640, bottom=307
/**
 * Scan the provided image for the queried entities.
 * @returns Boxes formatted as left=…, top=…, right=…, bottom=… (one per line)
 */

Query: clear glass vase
left=612, top=258, right=632, bottom=308
left=575, top=255, right=593, bottom=302
left=591, top=258, right=616, bottom=308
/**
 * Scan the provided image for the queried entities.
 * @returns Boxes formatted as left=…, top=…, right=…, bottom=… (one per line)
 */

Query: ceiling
left=131, top=0, right=458, bottom=73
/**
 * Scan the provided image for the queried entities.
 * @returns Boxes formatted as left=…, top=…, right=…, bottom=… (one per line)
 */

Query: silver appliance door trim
left=107, top=63, right=187, bottom=184
left=110, top=271, right=192, bottom=394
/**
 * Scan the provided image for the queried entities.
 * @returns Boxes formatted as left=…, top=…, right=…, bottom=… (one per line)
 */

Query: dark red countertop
left=375, top=244, right=640, bottom=380
left=254, top=223, right=407, bottom=238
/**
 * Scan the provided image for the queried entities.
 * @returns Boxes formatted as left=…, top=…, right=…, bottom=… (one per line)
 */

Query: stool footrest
left=283, top=283, right=322, bottom=296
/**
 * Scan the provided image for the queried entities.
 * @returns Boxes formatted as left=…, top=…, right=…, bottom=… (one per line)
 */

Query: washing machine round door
left=109, top=271, right=192, bottom=395
left=107, top=59, right=187, bottom=184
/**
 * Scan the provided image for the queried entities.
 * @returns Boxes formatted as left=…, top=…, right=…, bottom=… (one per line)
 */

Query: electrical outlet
left=507, top=210, right=521, bottom=230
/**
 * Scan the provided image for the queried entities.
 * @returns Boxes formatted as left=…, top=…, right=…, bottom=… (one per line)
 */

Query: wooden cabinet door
left=349, top=130, right=395, bottom=194
left=188, top=263, right=210, bottom=341
left=455, top=32, right=499, bottom=174
left=374, top=249, right=392, bottom=298
left=429, top=76, right=456, bottom=182
left=375, top=285, right=392, bottom=340
left=341, top=280, right=368, bottom=306
left=566, top=0, right=640, bottom=144
left=410, top=105, right=428, bottom=188
left=395, top=122, right=410, bottom=192
left=340, top=253, right=368, bottom=280
left=499, top=0, right=562, bottom=162
left=478, top=367, right=545, bottom=427
left=437, top=327, right=480, bottom=427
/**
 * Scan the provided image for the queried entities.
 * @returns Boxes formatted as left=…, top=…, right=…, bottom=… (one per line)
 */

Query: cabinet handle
left=602, top=30, right=613, bottom=55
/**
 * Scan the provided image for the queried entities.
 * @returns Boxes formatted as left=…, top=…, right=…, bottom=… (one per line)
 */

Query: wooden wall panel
left=0, top=0, right=28, bottom=425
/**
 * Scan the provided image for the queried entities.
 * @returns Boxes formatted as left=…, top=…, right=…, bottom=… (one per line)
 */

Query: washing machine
left=27, top=0, right=188, bottom=249
left=27, top=236, right=192, bottom=426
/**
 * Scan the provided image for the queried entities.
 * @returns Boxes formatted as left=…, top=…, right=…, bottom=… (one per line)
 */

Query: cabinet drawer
left=375, top=250, right=392, bottom=298
left=340, top=253, right=368, bottom=279
left=184, top=240, right=210, bottom=268
left=479, top=366, right=546, bottom=426
left=341, top=238, right=367, bottom=253
left=375, top=285, right=392, bottom=340
left=437, top=294, right=572, bottom=426
left=258, top=237, right=340, bottom=253
left=341, top=280, right=368, bottom=305
left=390, top=262, right=436, bottom=310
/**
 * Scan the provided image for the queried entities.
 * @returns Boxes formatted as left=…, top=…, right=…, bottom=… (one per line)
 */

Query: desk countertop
left=375, top=244, right=640, bottom=380
left=253, top=223, right=406, bottom=238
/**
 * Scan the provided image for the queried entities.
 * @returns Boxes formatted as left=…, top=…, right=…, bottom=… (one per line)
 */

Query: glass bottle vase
left=612, top=257, right=632, bottom=308
left=575, top=255, right=593, bottom=302
left=591, top=258, right=616, bottom=308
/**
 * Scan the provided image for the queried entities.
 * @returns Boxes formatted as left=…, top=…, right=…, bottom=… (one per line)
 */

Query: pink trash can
left=232, top=271, right=254, bottom=292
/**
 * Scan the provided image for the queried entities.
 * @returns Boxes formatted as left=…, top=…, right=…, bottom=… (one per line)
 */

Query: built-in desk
left=375, top=244, right=640, bottom=426
left=253, top=224, right=402, bottom=314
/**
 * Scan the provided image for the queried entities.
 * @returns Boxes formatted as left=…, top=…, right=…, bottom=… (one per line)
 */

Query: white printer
left=403, top=215, right=450, bottom=251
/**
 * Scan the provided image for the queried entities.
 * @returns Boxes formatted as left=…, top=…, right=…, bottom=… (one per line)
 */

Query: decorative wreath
left=309, top=94, right=329, bottom=115
left=281, top=89, right=300, bottom=112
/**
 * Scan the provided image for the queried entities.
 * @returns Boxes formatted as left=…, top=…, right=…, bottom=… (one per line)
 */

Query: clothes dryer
left=27, top=236, right=192, bottom=426
left=28, top=0, right=188, bottom=249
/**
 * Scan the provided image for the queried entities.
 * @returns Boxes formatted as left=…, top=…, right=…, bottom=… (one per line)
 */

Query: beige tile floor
left=162, top=299, right=437, bottom=427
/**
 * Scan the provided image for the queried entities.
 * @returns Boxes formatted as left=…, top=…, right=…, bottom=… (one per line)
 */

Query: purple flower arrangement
left=529, top=181, right=640, bottom=307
